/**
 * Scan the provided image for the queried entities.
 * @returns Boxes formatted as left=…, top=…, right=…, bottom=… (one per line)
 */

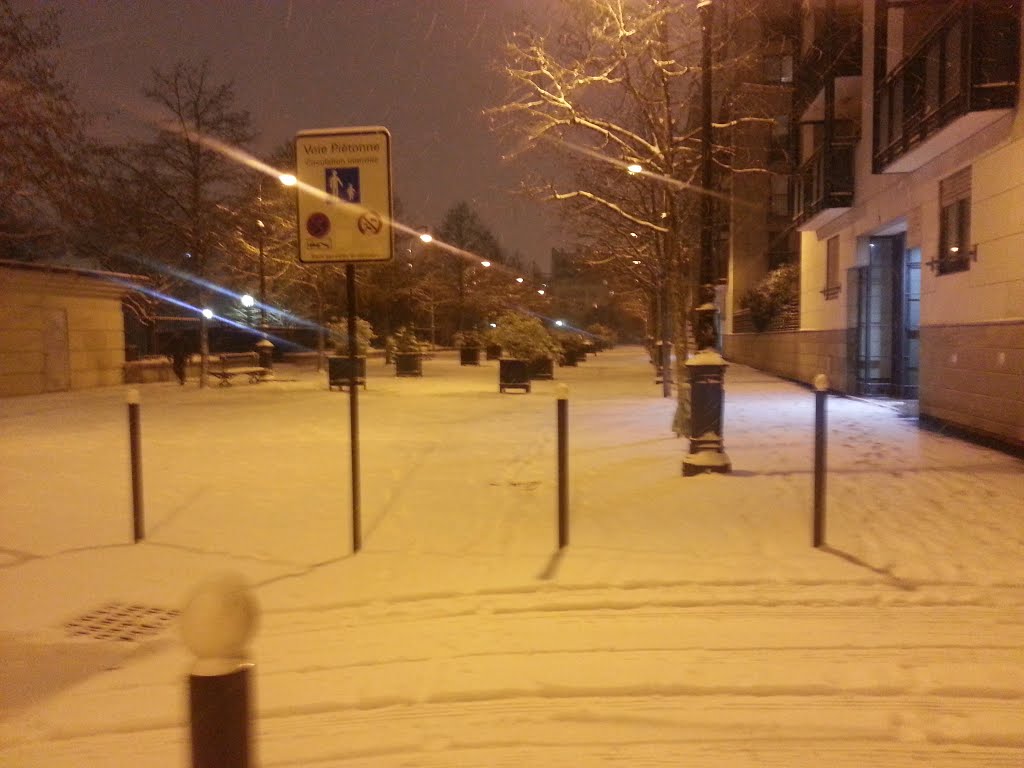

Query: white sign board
left=295, top=126, right=393, bottom=264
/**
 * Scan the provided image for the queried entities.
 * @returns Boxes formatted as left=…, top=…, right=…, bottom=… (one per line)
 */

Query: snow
left=1, top=346, right=1022, bottom=766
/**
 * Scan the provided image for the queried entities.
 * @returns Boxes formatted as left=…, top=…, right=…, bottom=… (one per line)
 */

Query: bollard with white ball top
left=181, top=573, right=259, bottom=768
left=812, top=373, right=830, bottom=548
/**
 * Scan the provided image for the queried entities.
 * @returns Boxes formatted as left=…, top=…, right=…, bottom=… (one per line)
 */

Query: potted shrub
left=586, top=323, right=617, bottom=353
left=392, top=326, right=423, bottom=377
left=327, top=317, right=373, bottom=390
left=452, top=330, right=483, bottom=366
left=489, top=312, right=560, bottom=392
left=483, top=327, right=502, bottom=360
left=740, top=262, right=799, bottom=332
left=555, top=331, right=588, bottom=367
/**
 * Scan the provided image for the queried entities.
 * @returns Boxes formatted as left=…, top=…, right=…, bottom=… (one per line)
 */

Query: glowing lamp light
left=240, top=294, right=255, bottom=308
left=537, top=289, right=545, bottom=296
left=633, top=260, right=642, bottom=265
left=555, top=319, right=565, bottom=327
left=419, top=233, right=433, bottom=243
left=629, top=232, right=638, bottom=238
left=201, top=308, right=214, bottom=319
left=481, top=260, right=491, bottom=267
left=516, top=277, right=524, bottom=283
left=279, top=174, right=297, bottom=186
left=627, top=163, right=643, bottom=175
left=489, top=322, right=497, bottom=328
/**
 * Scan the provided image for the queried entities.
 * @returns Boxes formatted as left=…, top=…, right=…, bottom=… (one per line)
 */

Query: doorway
left=847, top=234, right=919, bottom=399
left=43, top=308, right=71, bottom=392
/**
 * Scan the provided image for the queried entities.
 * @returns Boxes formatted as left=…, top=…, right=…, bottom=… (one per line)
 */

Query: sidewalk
left=2, top=347, right=1022, bottom=766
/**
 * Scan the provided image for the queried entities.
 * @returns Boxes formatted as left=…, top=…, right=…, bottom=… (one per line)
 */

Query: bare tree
left=490, top=0, right=781, bottom=419
left=490, top=0, right=711, bottom=399
left=124, top=60, right=255, bottom=386
left=0, top=1, right=87, bottom=258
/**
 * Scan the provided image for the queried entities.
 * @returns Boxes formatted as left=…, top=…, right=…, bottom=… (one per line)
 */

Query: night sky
left=26, top=0, right=566, bottom=269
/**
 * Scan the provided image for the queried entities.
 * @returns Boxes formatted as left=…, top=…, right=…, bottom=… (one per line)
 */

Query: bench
left=209, top=352, right=270, bottom=386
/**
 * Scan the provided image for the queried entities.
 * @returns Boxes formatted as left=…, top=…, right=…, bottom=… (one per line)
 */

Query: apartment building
left=723, top=0, right=1023, bottom=450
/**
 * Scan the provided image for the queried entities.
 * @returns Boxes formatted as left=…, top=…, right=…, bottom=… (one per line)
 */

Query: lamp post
left=416, top=228, right=437, bottom=347
left=256, top=218, right=266, bottom=329
left=241, top=294, right=255, bottom=327
left=683, top=0, right=731, bottom=476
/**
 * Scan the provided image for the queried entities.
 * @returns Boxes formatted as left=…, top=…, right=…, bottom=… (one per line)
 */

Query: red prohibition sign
left=306, top=212, right=331, bottom=238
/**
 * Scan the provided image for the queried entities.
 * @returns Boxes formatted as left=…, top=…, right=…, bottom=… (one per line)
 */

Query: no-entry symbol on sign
left=357, top=212, right=382, bottom=235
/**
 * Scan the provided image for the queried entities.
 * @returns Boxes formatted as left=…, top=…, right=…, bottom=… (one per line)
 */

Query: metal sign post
left=294, top=126, right=393, bottom=554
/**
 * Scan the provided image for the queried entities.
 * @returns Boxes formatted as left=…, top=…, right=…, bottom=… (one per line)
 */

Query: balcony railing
left=873, top=1, right=1020, bottom=171
left=794, top=140, right=855, bottom=227
left=795, top=11, right=863, bottom=113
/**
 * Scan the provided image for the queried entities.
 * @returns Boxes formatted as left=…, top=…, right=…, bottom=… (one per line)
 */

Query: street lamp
left=683, top=0, right=731, bottom=476
left=241, top=294, right=255, bottom=327
left=256, top=217, right=266, bottom=328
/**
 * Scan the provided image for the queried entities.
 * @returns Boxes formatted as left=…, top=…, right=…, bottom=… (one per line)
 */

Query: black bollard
left=127, top=388, right=144, bottom=542
left=189, top=667, right=252, bottom=768
left=557, top=383, right=569, bottom=549
left=812, top=374, right=829, bottom=548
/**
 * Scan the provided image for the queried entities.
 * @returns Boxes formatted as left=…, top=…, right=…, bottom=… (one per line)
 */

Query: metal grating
left=64, top=602, right=180, bottom=642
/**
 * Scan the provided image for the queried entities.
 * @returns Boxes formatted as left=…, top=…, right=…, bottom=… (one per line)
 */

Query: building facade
left=724, top=0, right=1023, bottom=450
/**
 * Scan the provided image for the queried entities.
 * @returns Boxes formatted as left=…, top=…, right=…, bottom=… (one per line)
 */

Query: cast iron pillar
left=683, top=0, right=731, bottom=477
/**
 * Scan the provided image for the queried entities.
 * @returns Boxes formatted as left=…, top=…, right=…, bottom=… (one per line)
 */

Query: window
left=936, top=168, right=971, bottom=274
left=763, top=54, right=794, bottom=84
left=768, top=174, right=789, bottom=217
left=823, top=235, right=841, bottom=299
left=769, top=114, right=790, bottom=162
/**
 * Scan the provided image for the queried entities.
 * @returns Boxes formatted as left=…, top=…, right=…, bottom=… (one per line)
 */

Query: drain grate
left=64, top=602, right=180, bottom=642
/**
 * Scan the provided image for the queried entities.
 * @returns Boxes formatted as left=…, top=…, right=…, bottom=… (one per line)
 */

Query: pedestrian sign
left=294, top=126, right=393, bottom=264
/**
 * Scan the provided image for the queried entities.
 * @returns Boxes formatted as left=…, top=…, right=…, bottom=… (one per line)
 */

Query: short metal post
left=813, top=374, right=829, bottom=548
left=127, top=388, right=144, bottom=542
left=182, top=574, right=259, bottom=768
left=557, top=383, right=569, bottom=549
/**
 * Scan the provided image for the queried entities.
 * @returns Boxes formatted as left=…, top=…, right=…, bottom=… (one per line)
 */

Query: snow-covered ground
left=1, top=346, right=1022, bottom=766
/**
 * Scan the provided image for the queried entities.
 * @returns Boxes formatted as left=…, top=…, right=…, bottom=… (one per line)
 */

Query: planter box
left=395, top=352, right=423, bottom=377
left=528, top=357, right=555, bottom=380
left=498, top=358, right=530, bottom=393
left=459, top=346, right=481, bottom=366
left=328, top=356, right=367, bottom=390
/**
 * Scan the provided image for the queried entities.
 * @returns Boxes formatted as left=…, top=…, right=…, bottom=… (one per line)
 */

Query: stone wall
left=723, top=329, right=849, bottom=391
left=919, top=321, right=1024, bottom=449
left=0, top=264, right=130, bottom=397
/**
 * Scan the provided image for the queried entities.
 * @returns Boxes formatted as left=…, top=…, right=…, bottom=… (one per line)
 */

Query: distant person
left=168, top=332, right=189, bottom=385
